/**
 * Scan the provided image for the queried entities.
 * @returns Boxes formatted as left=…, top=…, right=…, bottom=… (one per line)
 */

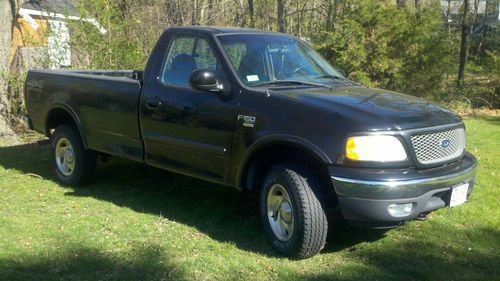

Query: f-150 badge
left=238, top=115, right=256, bottom=127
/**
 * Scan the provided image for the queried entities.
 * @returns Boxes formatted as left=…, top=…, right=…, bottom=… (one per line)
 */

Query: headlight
left=345, top=135, right=407, bottom=162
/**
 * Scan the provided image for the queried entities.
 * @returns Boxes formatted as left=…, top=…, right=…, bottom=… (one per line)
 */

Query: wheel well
left=46, top=108, right=76, bottom=136
left=241, top=144, right=338, bottom=207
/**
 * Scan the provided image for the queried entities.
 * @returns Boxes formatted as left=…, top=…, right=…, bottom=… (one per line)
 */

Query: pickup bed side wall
left=26, top=70, right=144, bottom=162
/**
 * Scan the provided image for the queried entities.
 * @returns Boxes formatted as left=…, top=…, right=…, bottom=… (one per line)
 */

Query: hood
left=271, top=86, right=462, bottom=131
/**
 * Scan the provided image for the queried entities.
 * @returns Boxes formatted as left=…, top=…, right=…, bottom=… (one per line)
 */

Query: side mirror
left=189, top=69, right=231, bottom=96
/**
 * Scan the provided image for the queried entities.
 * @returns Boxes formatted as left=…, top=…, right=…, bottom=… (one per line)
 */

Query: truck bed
left=25, top=69, right=145, bottom=162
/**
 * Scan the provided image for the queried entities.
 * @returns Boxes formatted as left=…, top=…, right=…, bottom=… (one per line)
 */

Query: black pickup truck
left=25, top=26, right=477, bottom=259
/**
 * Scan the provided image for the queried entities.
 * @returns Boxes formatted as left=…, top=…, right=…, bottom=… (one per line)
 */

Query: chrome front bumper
left=330, top=152, right=477, bottom=228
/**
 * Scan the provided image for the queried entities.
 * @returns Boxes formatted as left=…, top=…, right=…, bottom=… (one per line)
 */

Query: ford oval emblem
left=441, top=139, right=451, bottom=149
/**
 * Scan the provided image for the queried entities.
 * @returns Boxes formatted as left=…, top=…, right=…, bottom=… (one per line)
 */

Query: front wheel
left=51, top=124, right=96, bottom=187
left=260, top=163, right=328, bottom=259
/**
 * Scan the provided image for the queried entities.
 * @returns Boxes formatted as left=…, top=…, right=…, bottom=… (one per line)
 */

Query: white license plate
left=450, top=183, right=469, bottom=207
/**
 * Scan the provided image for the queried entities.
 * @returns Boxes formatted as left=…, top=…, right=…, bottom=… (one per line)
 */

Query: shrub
left=314, top=1, right=452, bottom=98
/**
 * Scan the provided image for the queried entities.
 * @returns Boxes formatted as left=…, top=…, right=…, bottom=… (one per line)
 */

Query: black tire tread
left=51, top=124, right=96, bottom=187
left=261, top=162, right=328, bottom=259
left=281, top=164, right=328, bottom=258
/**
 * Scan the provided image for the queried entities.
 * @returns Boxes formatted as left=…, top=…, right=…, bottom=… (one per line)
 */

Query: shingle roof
left=21, top=0, right=77, bottom=16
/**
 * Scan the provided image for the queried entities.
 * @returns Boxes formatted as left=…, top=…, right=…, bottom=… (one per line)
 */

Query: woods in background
left=68, top=0, right=498, bottom=110
left=1, top=0, right=498, bottom=133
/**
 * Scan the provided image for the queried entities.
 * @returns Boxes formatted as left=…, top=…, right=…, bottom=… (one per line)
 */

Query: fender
left=45, top=102, right=89, bottom=149
left=236, top=134, right=333, bottom=190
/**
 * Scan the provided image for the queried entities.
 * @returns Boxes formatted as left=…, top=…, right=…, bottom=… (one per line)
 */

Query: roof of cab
left=167, top=26, right=285, bottom=36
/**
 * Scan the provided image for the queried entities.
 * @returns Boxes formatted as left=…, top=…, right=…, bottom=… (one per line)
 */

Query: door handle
left=145, top=97, right=161, bottom=109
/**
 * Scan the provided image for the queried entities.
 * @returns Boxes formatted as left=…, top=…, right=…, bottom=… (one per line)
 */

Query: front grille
left=411, top=127, right=466, bottom=165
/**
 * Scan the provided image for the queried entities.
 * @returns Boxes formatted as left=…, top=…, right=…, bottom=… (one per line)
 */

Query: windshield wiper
left=252, top=80, right=331, bottom=88
left=315, top=75, right=358, bottom=85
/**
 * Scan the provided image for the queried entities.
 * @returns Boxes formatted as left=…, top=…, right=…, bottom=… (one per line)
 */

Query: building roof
left=22, top=0, right=77, bottom=16
left=19, top=0, right=106, bottom=33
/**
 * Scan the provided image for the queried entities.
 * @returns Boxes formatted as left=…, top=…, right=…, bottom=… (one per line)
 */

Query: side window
left=194, top=39, right=218, bottom=71
left=161, top=36, right=219, bottom=87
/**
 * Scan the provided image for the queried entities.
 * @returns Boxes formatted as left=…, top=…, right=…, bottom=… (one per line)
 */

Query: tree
left=247, top=0, right=255, bottom=27
left=0, top=0, right=20, bottom=141
left=277, top=0, right=285, bottom=32
left=457, top=0, right=469, bottom=88
left=0, top=0, right=497, bottom=130
left=207, top=0, right=214, bottom=25
left=192, top=0, right=198, bottom=25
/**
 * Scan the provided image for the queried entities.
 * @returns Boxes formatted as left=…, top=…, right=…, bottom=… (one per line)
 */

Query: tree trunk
left=247, top=0, right=254, bottom=27
left=457, top=0, right=469, bottom=88
left=191, top=0, right=198, bottom=25
left=277, top=0, right=285, bottom=32
left=207, top=0, right=214, bottom=25
left=325, top=0, right=334, bottom=30
left=475, top=0, right=489, bottom=61
left=166, top=0, right=173, bottom=24
left=167, top=0, right=184, bottom=25
left=467, top=0, right=479, bottom=56
left=0, top=0, right=19, bottom=142
left=396, top=0, right=406, bottom=7
left=234, top=0, right=244, bottom=27
left=200, top=0, right=207, bottom=25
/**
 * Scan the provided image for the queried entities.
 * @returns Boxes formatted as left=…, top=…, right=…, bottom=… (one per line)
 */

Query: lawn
left=0, top=118, right=498, bottom=281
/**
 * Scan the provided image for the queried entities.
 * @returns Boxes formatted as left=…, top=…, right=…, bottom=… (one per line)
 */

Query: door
left=140, top=35, right=236, bottom=182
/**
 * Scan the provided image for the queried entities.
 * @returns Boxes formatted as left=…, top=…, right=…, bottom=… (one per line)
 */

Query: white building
left=9, top=0, right=105, bottom=70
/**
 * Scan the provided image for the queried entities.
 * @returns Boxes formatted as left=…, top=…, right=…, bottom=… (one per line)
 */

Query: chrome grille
left=411, top=127, right=466, bottom=165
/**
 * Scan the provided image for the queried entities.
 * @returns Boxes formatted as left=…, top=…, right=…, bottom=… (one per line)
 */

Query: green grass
left=0, top=118, right=499, bottom=281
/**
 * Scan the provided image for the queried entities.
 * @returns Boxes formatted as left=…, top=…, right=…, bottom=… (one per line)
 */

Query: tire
left=51, top=124, right=96, bottom=187
left=260, top=162, right=328, bottom=259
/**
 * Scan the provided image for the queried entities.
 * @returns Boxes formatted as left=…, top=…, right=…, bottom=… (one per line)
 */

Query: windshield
left=217, top=34, right=350, bottom=87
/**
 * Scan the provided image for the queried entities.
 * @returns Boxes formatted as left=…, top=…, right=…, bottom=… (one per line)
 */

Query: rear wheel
left=260, top=162, right=328, bottom=259
left=51, top=124, right=96, bottom=187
